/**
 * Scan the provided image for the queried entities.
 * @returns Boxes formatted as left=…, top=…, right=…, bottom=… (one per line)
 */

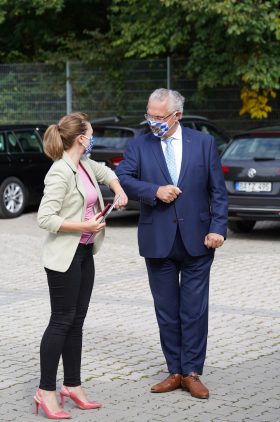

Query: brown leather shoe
left=181, top=373, right=209, bottom=399
left=151, top=374, right=182, bottom=393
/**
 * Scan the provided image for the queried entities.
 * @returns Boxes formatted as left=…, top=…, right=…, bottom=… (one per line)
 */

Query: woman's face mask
left=146, top=113, right=176, bottom=138
left=82, top=135, right=95, bottom=154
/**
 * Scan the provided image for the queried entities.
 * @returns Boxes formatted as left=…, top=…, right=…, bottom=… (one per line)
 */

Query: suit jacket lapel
left=177, top=127, right=192, bottom=186
left=150, top=136, right=173, bottom=184
left=150, top=127, right=193, bottom=186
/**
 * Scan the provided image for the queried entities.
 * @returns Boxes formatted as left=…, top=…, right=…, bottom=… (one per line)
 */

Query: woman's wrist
left=59, top=220, right=89, bottom=233
left=109, top=179, right=123, bottom=194
left=80, top=221, right=87, bottom=232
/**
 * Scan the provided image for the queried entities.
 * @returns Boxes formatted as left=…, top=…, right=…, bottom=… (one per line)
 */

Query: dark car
left=0, top=124, right=51, bottom=218
left=221, top=126, right=280, bottom=233
left=91, top=115, right=230, bottom=209
left=180, top=116, right=229, bottom=154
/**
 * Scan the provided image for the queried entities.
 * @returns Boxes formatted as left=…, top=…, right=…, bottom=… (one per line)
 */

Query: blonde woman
left=34, top=112, right=127, bottom=419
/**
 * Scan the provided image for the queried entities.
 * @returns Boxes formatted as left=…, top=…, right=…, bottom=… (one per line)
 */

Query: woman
left=35, top=112, right=127, bottom=419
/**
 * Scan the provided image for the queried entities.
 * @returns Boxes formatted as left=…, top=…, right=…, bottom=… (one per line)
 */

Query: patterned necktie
left=163, top=137, right=178, bottom=186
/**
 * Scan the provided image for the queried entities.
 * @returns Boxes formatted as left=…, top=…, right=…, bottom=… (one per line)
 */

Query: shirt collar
left=172, top=123, right=182, bottom=141
left=162, top=123, right=182, bottom=142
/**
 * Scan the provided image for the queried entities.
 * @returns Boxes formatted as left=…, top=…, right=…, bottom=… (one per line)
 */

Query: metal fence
left=0, top=59, right=279, bottom=135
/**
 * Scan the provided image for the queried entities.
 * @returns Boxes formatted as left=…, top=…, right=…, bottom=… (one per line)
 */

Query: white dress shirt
left=161, top=124, right=182, bottom=182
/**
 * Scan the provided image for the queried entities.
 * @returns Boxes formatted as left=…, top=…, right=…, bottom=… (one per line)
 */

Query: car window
left=7, top=133, right=22, bottom=153
left=138, top=121, right=151, bottom=134
left=0, top=133, right=6, bottom=153
left=195, top=122, right=227, bottom=147
left=181, top=120, right=195, bottom=129
left=222, top=137, right=280, bottom=160
left=93, top=128, right=134, bottom=150
left=16, top=130, right=43, bottom=153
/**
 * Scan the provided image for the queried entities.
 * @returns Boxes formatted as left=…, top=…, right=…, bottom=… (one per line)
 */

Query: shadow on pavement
left=228, top=221, right=280, bottom=240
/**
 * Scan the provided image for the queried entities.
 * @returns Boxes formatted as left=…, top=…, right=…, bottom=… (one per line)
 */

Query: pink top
left=78, top=163, right=98, bottom=244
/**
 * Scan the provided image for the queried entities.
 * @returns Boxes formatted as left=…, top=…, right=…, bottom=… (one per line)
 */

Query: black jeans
left=39, top=243, right=94, bottom=391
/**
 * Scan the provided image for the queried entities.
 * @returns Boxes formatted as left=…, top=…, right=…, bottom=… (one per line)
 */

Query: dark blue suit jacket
left=116, top=125, right=228, bottom=258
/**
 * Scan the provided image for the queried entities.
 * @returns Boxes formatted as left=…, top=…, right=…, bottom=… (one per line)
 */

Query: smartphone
left=86, top=194, right=121, bottom=245
left=98, top=194, right=121, bottom=223
left=97, top=203, right=111, bottom=219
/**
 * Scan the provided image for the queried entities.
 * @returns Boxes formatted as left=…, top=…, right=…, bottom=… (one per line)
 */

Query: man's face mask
left=146, top=112, right=176, bottom=138
left=82, top=135, right=95, bottom=154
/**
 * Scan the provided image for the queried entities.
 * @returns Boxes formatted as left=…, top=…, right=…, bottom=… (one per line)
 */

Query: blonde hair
left=43, top=112, right=89, bottom=161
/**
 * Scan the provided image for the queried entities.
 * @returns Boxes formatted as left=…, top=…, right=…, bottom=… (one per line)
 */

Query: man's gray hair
left=148, top=88, right=185, bottom=113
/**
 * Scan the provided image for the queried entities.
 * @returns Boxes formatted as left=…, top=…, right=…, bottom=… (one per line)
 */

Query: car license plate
left=235, top=182, right=272, bottom=192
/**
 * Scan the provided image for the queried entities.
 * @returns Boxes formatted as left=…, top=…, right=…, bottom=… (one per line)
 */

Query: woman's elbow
left=37, top=212, right=49, bottom=230
left=37, top=213, right=62, bottom=233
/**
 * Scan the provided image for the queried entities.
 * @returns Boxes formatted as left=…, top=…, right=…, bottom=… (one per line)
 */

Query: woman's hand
left=109, top=180, right=128, bottom=209
left=114, top=190, right=128, bottom=209
left=84, top=214, right=106, bottom=233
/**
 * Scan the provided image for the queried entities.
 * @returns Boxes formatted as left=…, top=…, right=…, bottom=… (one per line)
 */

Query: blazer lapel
left=150, top=136, right=173, bottom=184
left=62, top=152, right=86, bottom=200
left=177, top=127, right=192, bottom=186
left=80, top=156, right=97, bottom=186
left=80, top=156, right=103, bottom=211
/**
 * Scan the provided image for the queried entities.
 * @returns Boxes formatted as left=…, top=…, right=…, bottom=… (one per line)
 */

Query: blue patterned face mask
left=82, top=135, right=95, bottom=154
left=146, top=113, right=176, bottom=138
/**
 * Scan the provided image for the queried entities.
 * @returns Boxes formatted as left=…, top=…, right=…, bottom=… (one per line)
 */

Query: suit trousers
left=39, top=243, right=94, bottom=391
left=145, top=229, right=214, bottom=375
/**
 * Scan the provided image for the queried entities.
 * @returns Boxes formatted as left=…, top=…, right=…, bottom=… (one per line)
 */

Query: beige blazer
left=37, top=152, right=117, bottom=272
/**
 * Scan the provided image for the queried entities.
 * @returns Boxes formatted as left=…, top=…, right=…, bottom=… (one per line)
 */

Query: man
left=116, top=88, right=228, bottom=399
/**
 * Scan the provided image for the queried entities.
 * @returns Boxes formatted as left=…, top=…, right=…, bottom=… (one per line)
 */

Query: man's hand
left=156, top=185, right=182, bottom=203
left=204, top=233, right=224, bottom=249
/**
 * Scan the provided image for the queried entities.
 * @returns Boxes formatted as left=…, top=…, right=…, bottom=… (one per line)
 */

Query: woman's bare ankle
left=39, top=388, right=57, bottom=396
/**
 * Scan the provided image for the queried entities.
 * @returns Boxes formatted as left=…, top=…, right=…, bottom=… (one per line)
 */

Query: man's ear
left=176, top=112, right=183, bottom=121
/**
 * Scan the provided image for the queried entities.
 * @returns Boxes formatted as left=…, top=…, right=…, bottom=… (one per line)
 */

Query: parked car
left=91, top=115, right=230, bottom=209
left=180, top=116, right=229, bottom=154
left=0, top=124, right=51, bottom=218
left=221, top=126, right=280, bottom=233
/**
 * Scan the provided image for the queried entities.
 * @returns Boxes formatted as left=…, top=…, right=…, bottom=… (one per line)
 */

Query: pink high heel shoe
left=34, top=389, right=71, bottom=419
left=60, top=386, right=103, bottom=410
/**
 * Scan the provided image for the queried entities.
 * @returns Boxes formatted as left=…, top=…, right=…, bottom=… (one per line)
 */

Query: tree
left=0, top=0, right=111, bottom=62
left=0, top=0, right=119, bottom=122
left=110, top=0, right=280, bottom=119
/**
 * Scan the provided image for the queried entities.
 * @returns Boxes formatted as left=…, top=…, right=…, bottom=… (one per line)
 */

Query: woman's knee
left=49, top=306, right=77, bottom=331
left=71, top=306, right=89, bottom=329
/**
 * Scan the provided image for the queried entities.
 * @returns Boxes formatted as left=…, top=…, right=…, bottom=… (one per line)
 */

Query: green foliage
left=110, top=0, right=187, bottom=57
left=2, top=0, right=64, bottom=14
left=0, top=0, right=111, bottom=62
left=0, top=65, right=66, bottom=123
left=0, top=0, right=279, bottom=119
left=110, top=0, right=280, bottom=118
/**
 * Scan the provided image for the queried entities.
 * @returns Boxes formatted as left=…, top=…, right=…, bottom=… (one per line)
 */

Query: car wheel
left=0, top=177, right=27, bottom=218
left=228, top=220, right=256, bottom=233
